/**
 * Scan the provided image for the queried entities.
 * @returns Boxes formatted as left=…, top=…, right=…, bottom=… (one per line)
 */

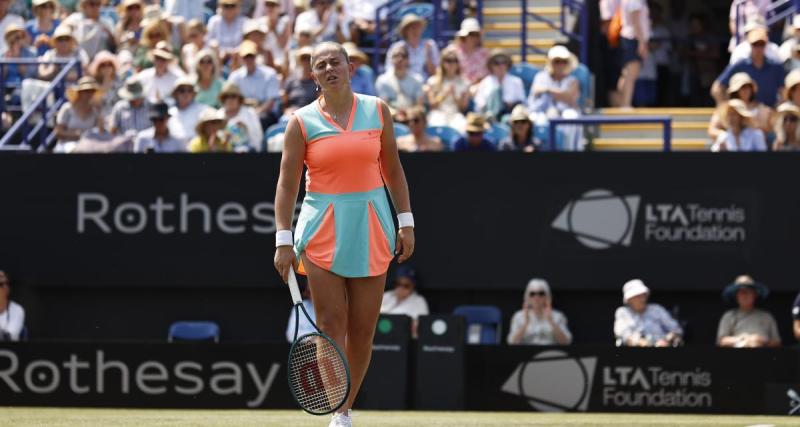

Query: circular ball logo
left=502, top=350, right=596, bottom=412
left=431, top=319, right=448, bottom=335
left=377, top=318, right=393, bottom=334
left=551, top=189, right=640, bottom=250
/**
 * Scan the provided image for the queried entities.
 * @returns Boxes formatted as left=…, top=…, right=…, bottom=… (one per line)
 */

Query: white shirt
left=380, top=291, right=429, bottom=320
left=286, top=299, right=316, bottom=342
left=133, top=128, right=187, bottom=153
left=220, top=106, right=263, bottom=152
left=599, top=0, right=620, bottom=21
left=385, top=39, right=440, bottom=79
left=506, top=308, right=572, bottom=345
left=712, top=127, right=767, bottom=152
left=474, top=73, right=526, bottom=112
left=206, top=15, right=247, bottom=52
left=342, top=0, right=380, bottom=21
left=164, top=0, right=206, bottom=22
left=0, top=13, right=24, bottom=55
left=0, top=301, right=25, bottom=341
left=261, top=16, right=291, bottom=68
left=294, top=9, right=349, bottom=43
left=168, top=102, right=210, bottom=145
left=779, top=38, right=799, bottom=63
left=138, top=67, right=184, bottom=103
left=620, top=0, right=650, bottom=41
left=731, top=41, right=782, bottom=64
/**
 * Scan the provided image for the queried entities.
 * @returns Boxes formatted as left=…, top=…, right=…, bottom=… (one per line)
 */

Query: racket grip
left=288, top=265, right=303, bottom=304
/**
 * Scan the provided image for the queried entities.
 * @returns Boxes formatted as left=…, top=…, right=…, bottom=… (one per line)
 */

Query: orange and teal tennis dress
left=293, top=93, right=396, bottom=278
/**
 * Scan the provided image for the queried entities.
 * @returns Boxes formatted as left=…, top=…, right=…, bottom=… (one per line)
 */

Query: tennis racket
left=286, top=266, right=351, bottom=415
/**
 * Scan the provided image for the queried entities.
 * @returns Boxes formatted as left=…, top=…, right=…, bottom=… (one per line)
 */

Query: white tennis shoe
left=328, top=409, right=352, bottom=427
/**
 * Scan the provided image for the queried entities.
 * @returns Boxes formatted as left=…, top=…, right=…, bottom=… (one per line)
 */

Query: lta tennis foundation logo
left=551, top=189, right=640, bottom=249
left=501, top=350, right=596, bottom=412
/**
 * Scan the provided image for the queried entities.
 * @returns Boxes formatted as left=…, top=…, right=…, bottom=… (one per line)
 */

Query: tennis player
left=274, top=41, right=415, bottom=427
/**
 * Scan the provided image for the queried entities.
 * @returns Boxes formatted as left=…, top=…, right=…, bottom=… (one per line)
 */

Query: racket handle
left=288, top=265, right=303, bottom=304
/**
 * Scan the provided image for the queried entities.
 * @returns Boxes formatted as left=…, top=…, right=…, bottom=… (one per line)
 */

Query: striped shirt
left=109, top=99, right=151, bottom=136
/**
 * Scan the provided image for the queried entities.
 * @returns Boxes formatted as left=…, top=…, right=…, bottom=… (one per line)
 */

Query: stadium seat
left=452, top=305, right=502, bottom=345
left=264, top=123, right=286, bottom=152
left=426, top=126, right=462, bottom=151
left=510, top=63, right=540, bottom=96
left=486, top=122, right=510, bottom=145
left=394, top=123, right=411, bottom=137
left=167, top=321, right=220, bottom=343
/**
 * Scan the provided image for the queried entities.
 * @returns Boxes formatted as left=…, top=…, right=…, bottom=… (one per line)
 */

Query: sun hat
left=724, top=98, right=756, bottom=125
left=342, top=42, right=368, bottom=63
left=545, top=45, right=578, bottom=74
left=747, top=27, right=769, bottom=45
left=457, top=17, right=481, bottom=37
left=150, top=40, right=174, bottom=61
left=243, top=20, right=267, bottom=37
left=117, top=76, right=145, bottom=100
left=622, top=279, right=649, bottom=304
left=295, top=45, right=314, bottom=60
left=50, top=25, right=76, bottom=47
left=88, top=50, right=120, bottom=76
left=509, top=104, right=532, bottom=122
left=238, top=40, right=259, bottom=57
left=172, top=75, right=196, bottom=94
left=464, top=112, right=489, bottom=133
left=398, top=14, right=426, bottom=37
left=195, top=109, right=227, bottom=135
left=721, top=275, right=769, bottom=304
left=219, top=82, right=244, bottom=103
left=777, top=102, right=800, bottom=117
left=66, top=76, right=100, bottom=103
left=727, top=72, right=758, bottom=96
left=148, top=101, right=170, bottom=120
left=3, top=24, right=25, bottom=44
left=784, top=69, right=800, bottom=100
left=33, top=0, right=58, bottom=8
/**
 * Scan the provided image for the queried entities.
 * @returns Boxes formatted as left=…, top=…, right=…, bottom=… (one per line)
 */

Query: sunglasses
left=222, top=3, right=238, bottom=8
left=751, top=41, right=766, bottom=47
left=467, top=131, right=483, bottom=136
left=392, top=53, right=408, bottom=59
left=395, top=282, right=413, bottom=289
left=528, top=291, right=546, bottom=297
left=199, top=58, right=213, bottom=64
left=151, top=116, right=168, bottom=122
left=175, top=87, right=194, bottom=94
left=407, top=117, right=423, bottom=124
left=785, top=115, right=799, bottom=123
left=148, top=32, right=164, bottom=39
left=443, top=57, right=458, bottom=64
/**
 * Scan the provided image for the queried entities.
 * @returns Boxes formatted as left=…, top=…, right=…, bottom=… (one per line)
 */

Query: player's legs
left=302, top=255, right=348, bottom=352
left=341, top=273, right=387, bottom=411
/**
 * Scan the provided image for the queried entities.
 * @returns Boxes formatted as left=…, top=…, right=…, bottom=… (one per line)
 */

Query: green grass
left=2, top=408, right=796, bottom=427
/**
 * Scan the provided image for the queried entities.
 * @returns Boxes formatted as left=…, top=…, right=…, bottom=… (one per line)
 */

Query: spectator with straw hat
left=138, top=40, right=184, bottom=103
left=2, top=24, right=36, bottom=87
left=708, top=72, right=772, bottom=141
left=206, top=0, right=247, bottom=61
left=453, top=112, right=496, bottom=152
left=499, top=104, right=535, bottom=152
left=38, top=25, right=88, bottom=82
left=0, top=0, right=24, bottom=56
left=783, top=69, right=800, bottom=108
left=772, top=103, right=800, bottom=151
left=717, top=275, right=780, bottom=348
left=188, top=108, right=230, bottom=153
left=473, top=49, right=525, bottom=120
left=113, top=0, right=143, bottom=48
left=228, top=39, right=280, bottom=129
left=453, top=17, right=489, bottom=87
left=343, top=42, right=375, bottom=96
left=26, top=0, right=61, bottom=56
left=168, top=75, right=211, bottom=145
left=711, top=98, right=768, bottom=151
left=217, top=81, right=263, bottom=151
left=385, top=13, right=439, bottom=79
left=55, top=76, right=104, bottom=152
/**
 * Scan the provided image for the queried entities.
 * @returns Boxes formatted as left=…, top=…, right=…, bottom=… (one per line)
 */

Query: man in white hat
left=729, top=19, right=781, bottom=65
left=168, top=76, right=211, bottom=145
left=0, top=0, right=23, bottom=56
left=614, top=279, right=683, bottom=347
left=138, top=40, right=185, bottom=103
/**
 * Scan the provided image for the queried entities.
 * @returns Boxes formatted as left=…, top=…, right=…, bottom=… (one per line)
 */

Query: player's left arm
left=378, top=99, right=414, bottom=262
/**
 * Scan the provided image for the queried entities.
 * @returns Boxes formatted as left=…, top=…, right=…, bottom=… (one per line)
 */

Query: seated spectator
left=285, top=280, right=315, bottom=342
left=376, top=44, right=424, bottom=121
left=2, top=24, right=36, bottom=89
left=180, top=19, right=208, bottom=74
left=294, top=0, right=347, bottom=44
left=396, top=106, right=443, bottom=152
left=424, top=46, right=469, bottom=133
left=707, top=72, right=772, bottom=141
left=343, top=42, right=375, bottom=96
left=113, top=0, right=143, bottom=49
left=228, top=40, right=280, bottom=129
left=0, top=0, right=24, bottom=56
left=286, top=22, right=314, bottom=73
left=712, top=27, right=785, bottom=107
left=206, top=0, right=247, bottom=62
left=499, top=104, right=535, bottom=152
left=164, top=0, right=205, bottom=24
left=717, top=275, right=780, bottom=348
left=453, top=18, right=489, bottom=87
left=218, top=82, right=262, bottom=151
left=474, top=50, right=525, bottom=120
left=781, top=16, right=800, bottom=65
left=728, top=0, right=768, bottom=53
left=26, top=0, right=61, bottom=56
left=189, top=108, right=231, bottom=152
left=138, top=41, right=184, bottom=103
left=784, top=69, right=800, bottom=107
left=63, top=0, right=116, bottom=58
left=772, top=103, right=800, bottom=151
left=55, top=76, right=104, bottom=153
left=134, top=101, right=185, bottom=153
left=38, top=25, right=89, bottom=82
left=528, top=45, right=581, bottom=148
left=168, top=76, right=210, bottom=145
left=281, top=46, right=316, bottom=116
left=259, top=0, right=292, bottom=75
left=454, top=113, right=496, bottom=152
left=507, top=278, right=572, bottom=345
left=109, top=76, right=150, bottom=136
left=193, top=49, right=225, bottom=109
left=0, top=270, right=25, bottom=342
left=380, top=266, right=429, bottom=338
left=711, top=99, right=767, bottom=152
left=614, top=279, right=683, bottom=347
left=342, top=0, right=377, bottom=45
left=730, top=20, right=781, bottom=65
left=385, top=14, right=439, bottom=79
left=133, top=16, right=171, bottom=70
left=89, top=50, right=122, bottom=116
left=793, top=290, right=800, bottom=342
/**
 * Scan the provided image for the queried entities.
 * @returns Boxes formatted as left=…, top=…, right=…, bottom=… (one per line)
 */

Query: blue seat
left=486, top=122, right=510, bottom=146
left=264, top=123, right=286, bottom=152
left=570, top=63, right=592, bottom=111
left=394, top=123, right=411, bottom=137
left=452, top=305, right=502, bottom=345
left=426, top=126, right=462, bottom=151
left=510, top=63, right=540, bottom=96
left=168, top=321, right=220, bottom=342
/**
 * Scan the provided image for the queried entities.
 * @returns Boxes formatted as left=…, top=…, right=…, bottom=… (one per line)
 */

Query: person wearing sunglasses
left=0, top=0, right=24, bottom=56
left=168, top=76, right=211, bottom=145
left=134, top=101, right=186, bottom=152
left=380, top=266, right=428, bottom=339
left=507, top=278, right=572, bottom=346
left=0, top=270, right=26, bottom=342
left=773, top=102, right=800, bottom=151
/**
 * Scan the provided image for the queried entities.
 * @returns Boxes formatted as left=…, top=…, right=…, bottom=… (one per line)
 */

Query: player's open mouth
left=326, top=76, right=337, bottom=82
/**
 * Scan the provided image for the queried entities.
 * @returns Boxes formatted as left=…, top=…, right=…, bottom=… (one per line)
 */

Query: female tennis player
left=274, top=41, right=415, bottom=427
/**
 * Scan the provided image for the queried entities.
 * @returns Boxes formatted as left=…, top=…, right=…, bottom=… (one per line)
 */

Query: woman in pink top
left=453, top=18, right=489, bottom=87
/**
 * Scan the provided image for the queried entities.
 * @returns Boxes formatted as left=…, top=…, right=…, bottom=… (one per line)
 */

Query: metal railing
left=548, top=115, right=673, bottom=152
left=521, top=0, right=588, bottom=64
left=0, top=58, right=81, bottom=151
left=734, top=0, right=800, bottom=45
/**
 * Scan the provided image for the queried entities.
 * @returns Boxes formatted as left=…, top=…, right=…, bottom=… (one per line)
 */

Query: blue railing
left=0, top=58, right=81, bottom=151
left=521, top=0, right=588, bottom=65
left=734, top=0, right=799, bottom=45
left=548, top=115, right=673, bottom=152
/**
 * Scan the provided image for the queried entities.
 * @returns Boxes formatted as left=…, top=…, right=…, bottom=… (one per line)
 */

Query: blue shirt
left=717, top=58, right=786, bottom=106
left=227, top=64, right=280, bottom=104
left=351, top=66, right=376, bottom=96
left=25, top=19, right=61, bottom=56
left=453, top=137, right=496, bottom=152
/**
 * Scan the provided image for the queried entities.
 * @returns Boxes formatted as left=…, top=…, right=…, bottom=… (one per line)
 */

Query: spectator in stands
left=134, top=101, right=185, bottom=152
left=0, top=0, right=24, bottom=56
left=452, top=18, right=489, bottom=87
left=168, top=76, right=210, bottom=145
left=38, top=25, right=88, bottom=82
left=133, top=16, right=171, bottom=70
left=286, top=22, right=314, bottom=73
left=281, top=46, right=316, bottom=116
left=188, top=108, right=231, bottom=152
left=707, top=73, right=772, bottom=141
left=781, top=16, right=800, bottom=66
left=729, top=0, right=769, bottom=53
left=793, top=291, right=800, bottom=341
left=711, top=99, right=768, bottom=152
left=385, top=14, right=439, bottom=79
left=113, top=0, right=143, bottom=48
left=773, top=103, right=800, bottom=151
left=528, top=46, right=580, bottom=121
left=218, top=82, right=263, bottom=151
left=206, top=0, right=247, bottom=63
left=285, top=280, right=315, bottom=342
left=717, top=275, right=780, bottom=348
left=180, top=19, right=207, bottom=74
left=241, top=21, right=271, bottom=69
left=259, top=0, right=292, bottom=75
left=294, top=0, right=347, bottom=44
left=454, top=113, right=496, bottom=152
left=342, top=0, right=376, bottom=45
left=380, top=266, right=429, bottom=338
left=63, top=0, right=116, bottom=58
left=0, top=270, right=25, bottom=342
left=55, top=76, right=104, bottom=152
left=26, top=0, right=61, bottom=57
left=499, top=104, right=535, bottom=152
left=228, top=40, right=281, bottom=129
left=614, top=279, right=683, bottom=347
left=89, top=50, right=121, bottom=116
left=193, top=49, right=224, bottom=109
left=2, top=24, right=36, bottom=88
left=712, top=27, right=785, bottom=107
left=424, top=46, right=469, bottom=133
left=507, top=278, right=572, bottom=345
left=376, top=44, right=424, bottom=122
left=612, top=0, right=650, bottom=108
left=396, top=106, right=443, bottom=152
left=730, top=20, right=781, bottom=66
left=474, top=50, right=525, bottom=120
left=164, top=0, right=205, bottom=23
left=343, top=42, right=375, bottom=96
left=139, top=41, right=184, bottom=103
left=784, top=69, right=800, bottom=107
left=109, top=76, right=150, bottom=135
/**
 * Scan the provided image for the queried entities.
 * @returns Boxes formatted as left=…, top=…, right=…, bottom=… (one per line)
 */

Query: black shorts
left=620, top=37, right=642, bottom=66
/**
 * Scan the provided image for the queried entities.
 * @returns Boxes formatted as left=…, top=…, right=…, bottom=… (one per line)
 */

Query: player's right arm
left=274, top=115, right=305, bottom=283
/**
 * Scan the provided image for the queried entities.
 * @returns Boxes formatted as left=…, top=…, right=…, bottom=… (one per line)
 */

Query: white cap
left=457, top=18, right=481, bottom=37
left=622, top=279, right=649, bottom=303
left=547, top=45, right=571, bottom=60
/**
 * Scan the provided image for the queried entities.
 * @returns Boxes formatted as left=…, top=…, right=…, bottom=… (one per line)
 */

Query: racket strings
left=289, top=334, right=349, bottom=414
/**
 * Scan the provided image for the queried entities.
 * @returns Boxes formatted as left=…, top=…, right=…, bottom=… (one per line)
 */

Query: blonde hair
left=193, top=49, right=221, bottom=79
left=186, top=18, right=205, bottom=35
left=429, top=46, right=460, bottom=89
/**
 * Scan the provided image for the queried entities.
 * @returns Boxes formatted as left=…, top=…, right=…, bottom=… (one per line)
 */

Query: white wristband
left=397, top=212, right=414, bottom=228
left=275, top=230, right=293, bottom=247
